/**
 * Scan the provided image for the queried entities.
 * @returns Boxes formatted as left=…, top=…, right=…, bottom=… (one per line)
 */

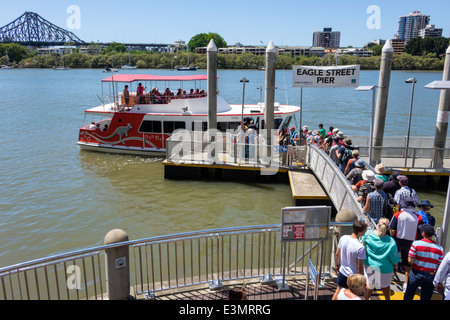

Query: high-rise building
left=312, top=28, right=340, bottom=48
left=419, top=25, right=443, bottom=38
left=398, top=11, right=430, bottom=43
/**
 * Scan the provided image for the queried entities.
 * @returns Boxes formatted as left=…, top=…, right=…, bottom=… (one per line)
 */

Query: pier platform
left=135, top=271, right=443, bottom=301
left=288, top=169, right=333, bottom=207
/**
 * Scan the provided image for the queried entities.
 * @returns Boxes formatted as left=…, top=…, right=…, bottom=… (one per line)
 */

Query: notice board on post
left=281, top=206, right=331, bottom=242
left=292, top=65, right=360, bottom=88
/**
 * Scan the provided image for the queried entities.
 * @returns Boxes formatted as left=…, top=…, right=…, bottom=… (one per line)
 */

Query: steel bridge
left=0, top=12, right=85, bottom=46
left=0, top=12, right=172, bottom=50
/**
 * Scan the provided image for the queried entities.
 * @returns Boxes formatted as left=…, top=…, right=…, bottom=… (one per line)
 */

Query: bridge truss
left=0, top=12, right=85, bottom=46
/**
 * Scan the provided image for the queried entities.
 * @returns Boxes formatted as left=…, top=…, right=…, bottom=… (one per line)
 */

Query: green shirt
left=361, top=230, right=401, bottom=274
left=319, top=128, right=326, bottom=140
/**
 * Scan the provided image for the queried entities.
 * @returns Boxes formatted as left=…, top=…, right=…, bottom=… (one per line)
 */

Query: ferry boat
left=77, top=74, right=300, bottom=156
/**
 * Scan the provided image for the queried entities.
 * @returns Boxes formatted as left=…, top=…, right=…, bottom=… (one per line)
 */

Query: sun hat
left=355, top=159, right=366, bottom=168
left=362, top=170, right=375, bottom=182
left=375, top=163, right=386, bottom=174
left=418, top=199, right=434, bottom=208
left=343, top=138, right=352, bottom=146
left=399, top=197, right=416, bottom=209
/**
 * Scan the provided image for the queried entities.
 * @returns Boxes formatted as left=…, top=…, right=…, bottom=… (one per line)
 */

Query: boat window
left=192, top=121, right=207, bottom=132
left=164, top=121, right=186, bottom=134
left=217, top=122, right=241, bottom=132
left=274, top=118, right=283, bottom=130
left=138, top=120, right=162, bottom=133
left=282, top=116, right=292, bottom=128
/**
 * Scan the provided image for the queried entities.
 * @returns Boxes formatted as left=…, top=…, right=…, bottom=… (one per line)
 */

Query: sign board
left=281, top=206, right=331, bottom=242
left=293, top=65, right=360, bottom=88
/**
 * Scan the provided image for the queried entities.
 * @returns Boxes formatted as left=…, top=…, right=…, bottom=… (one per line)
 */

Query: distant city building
left=391, top=36, right=406, bottom=54
left=398, top=11, right=430, bottom=42
left=36, top=46, right=76, bottom=55
left=194, top=45, right=326, bottom=57
left=419, top=24, right=443, bottom=38
left=365, top=39, right=386, bottom=48
left=312, top=28, right=341, bottom=48
left=335, top=48, right=373, bottom=57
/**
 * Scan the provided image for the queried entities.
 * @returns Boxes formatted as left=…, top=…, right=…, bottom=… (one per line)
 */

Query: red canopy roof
left=101, top=74, right=210, bottom=82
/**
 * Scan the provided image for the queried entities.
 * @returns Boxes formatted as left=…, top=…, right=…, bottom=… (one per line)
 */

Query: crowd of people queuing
left=295, top=123, right=450, bottom=301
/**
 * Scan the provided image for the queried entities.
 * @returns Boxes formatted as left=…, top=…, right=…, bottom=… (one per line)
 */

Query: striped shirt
left=408, top=239, right=444, bottom=273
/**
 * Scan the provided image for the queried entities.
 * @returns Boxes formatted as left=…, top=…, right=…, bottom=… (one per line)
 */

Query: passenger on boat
left=150, top=88, right=162, bottom=104
left=88, top=122, right=96, bottom=129
left=103, top=124, right=108, bottom=132
left=194, top=89, right=200, bottom=97
left=123, top=85, right=130, bottom=107
left=176, top=88, right=182, bottom=98
left=181, top=90, right=187, bottom=98
left=200, top=89, right=206, bottom=97
left=137, top=83, right=146, bottom=104
left=188, top=89, right=194, bottom=97
left=162, top=88, right=172, bottom=103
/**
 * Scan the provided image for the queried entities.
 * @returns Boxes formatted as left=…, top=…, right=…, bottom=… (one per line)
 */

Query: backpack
left=341, top=148, right=353, bottom=163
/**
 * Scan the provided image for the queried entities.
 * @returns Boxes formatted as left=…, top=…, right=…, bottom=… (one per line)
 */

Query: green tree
left=370, top=44, right=383, bottom=56
left=0, top=43, right=29, bottom=63
left=188, top=33, right=227, bottom=52
left=102, top=42, right=128, bottom=55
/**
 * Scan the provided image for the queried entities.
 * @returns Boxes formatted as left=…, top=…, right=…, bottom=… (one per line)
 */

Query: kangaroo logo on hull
left=103, top=123, right=132, bottom=144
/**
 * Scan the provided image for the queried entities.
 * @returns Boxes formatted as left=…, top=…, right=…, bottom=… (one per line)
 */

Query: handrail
left=306, top=143, right=376, bottom=230
left=0, top=223, right=352, bottom=300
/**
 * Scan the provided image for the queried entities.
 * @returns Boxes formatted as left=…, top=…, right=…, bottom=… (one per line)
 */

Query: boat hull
left=77, top=141, right=165, bottom=157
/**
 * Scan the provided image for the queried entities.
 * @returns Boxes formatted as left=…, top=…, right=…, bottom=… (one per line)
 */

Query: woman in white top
left=335, top=274, right=366, bottom=300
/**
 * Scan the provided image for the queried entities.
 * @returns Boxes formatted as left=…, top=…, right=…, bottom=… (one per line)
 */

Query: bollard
left=372, top=39, right=393, bottom=165
left=264, top=41, right=276, bottom=146
left=104, top=229, right=130, bottom=300
left=432, top=44, right=450, bottom=169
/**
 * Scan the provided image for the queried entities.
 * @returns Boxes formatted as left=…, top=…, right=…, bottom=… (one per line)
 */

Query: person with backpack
left=337, top=138, right=355, bottom=173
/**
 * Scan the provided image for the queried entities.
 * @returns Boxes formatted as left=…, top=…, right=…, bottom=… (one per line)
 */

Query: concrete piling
left=264, top=40, right=276, bottom=146
left=432, top=45, right=450, bottom=169
left=372, top=39, right=393, bottom=165
left=104, top=229, right=130, bottom=300
left=207, top=39, right=218, bottom=137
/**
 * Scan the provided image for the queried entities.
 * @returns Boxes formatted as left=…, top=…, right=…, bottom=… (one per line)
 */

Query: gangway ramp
left=304, top=144, right=376, bottom=230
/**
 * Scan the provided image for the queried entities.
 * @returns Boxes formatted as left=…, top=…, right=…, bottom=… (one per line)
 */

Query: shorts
left=337, top=272, right=349, bottom=288
left=395, top=238, right=413, bottom=267
left=364, top=265, right=393, bottom=289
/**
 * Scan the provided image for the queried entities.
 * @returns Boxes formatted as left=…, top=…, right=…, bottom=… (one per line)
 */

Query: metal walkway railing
left=306, top=143, right=376, bottom=230
left=0, top=223, right=352, bottom=300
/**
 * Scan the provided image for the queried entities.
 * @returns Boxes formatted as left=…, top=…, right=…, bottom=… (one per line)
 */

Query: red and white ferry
left=77, top=74, right=300, bottom=156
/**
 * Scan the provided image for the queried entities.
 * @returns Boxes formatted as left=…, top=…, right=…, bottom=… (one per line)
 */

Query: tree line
left=1, top=41, right=447, bottom=71
left=14, top=51, right=445, bottom=71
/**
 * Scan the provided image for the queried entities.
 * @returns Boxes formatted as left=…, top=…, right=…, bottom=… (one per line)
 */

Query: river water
left=0, top=68, right=448, bottom=267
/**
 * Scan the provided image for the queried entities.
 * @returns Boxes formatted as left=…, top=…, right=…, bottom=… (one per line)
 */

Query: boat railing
left=117, top=91, right=208, bottom=108
left=0, top=223, right=352, bottom=300
left=165, top=130, right=305, bottom=169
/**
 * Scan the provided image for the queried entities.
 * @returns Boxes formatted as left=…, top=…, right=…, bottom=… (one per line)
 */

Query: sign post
left=279, top=206, right=331, bottom=293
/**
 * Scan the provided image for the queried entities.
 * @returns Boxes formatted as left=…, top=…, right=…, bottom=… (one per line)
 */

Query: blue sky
left=1, top=0, right=449, bottom=47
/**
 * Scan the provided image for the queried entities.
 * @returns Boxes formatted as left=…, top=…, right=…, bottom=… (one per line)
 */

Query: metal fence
left=0, top=223, right=348, bottom=300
